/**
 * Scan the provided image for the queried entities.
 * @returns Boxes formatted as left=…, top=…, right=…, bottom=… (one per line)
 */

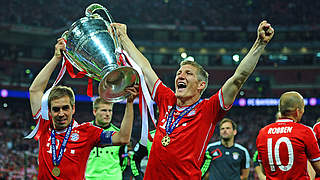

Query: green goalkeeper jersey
left=86, top=122, right=127, bottom=180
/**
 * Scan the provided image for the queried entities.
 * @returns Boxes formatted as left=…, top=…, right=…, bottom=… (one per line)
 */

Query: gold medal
left=161, top=135, right=171, bottom=147
left=52, top=166, right=60, bottom=177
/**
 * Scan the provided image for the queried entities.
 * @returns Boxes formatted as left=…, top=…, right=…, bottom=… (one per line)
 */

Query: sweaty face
left=220, top=122, right=236, bottom=141
left=175, top=64, right=202, bottom=100
left=94, top=103, right=113, bottom=128
left=50, top=96, right=74, bottom=130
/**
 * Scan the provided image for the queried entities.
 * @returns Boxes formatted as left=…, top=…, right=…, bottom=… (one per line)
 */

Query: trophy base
left=98, top=66, right=139, bottom=103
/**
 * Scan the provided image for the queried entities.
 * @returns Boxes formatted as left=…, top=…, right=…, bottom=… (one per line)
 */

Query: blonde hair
left=279, top=91, right=304, bottom=116
left=180, top=60, right=209, bottom=94
left=93, top=97, right=113, bottom=110
left=48, top=86, right=75, bottom=109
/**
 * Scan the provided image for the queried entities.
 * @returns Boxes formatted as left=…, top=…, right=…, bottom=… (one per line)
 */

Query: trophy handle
left=85, top=3, right=120, bottom=51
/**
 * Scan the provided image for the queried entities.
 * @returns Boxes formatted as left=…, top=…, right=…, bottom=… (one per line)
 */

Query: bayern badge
left=70, top=133, right=79, bottom=141
left=232, top=152, right=239, bottom=160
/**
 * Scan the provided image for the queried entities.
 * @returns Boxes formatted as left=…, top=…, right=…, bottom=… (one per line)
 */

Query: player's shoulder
left=207, top=141, right=222, bottom=150
left=76, top=122, right=101, bottom=130
left=234, top=143, right=249, bottom=153
left=258, top=123, right=276, bottom=133
left=313, top=122, right=320, bottom=130
left=293, top=122, right=313, bottom=132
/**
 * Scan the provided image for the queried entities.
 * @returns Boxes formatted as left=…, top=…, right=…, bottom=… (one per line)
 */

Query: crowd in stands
left=1, top=0, right=320, bottom=29
left=1, top=98, right=319, bottom=179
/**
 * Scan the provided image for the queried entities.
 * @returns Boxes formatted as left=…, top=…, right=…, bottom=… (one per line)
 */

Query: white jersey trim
left=275, top=119, right=294, bottom=123
left=206, top=141, right=250, bottom=168
left=198, top=123, right=213, bottom=161
left=206, top=141, right=222, bottom=150
left=310, top=157, right=320, bottom=162
left=151, top=79, right=161, bottom=100
left=313, top=121, right=320, bottom=129
left=218, top=89, right=232, bottom=111
left=234, top=143, right=251, bottom=169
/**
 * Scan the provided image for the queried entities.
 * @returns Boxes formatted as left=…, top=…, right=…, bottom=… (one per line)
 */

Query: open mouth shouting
left=177, top=82, right=187, bottom=91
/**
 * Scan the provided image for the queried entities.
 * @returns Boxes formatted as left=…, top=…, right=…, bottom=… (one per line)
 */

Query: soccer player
left=130, top=130, right=156, bottom=180
left=256, top=91, right=320, bottom=179
left=28, top=38, right=138, bottom=179
left=111, top=20, right=274, bottom=179
left=201, top=118, right=250, bottom=180
left=85, top=97, right=130, bottom=179
left=313, top=117, right=320, bottom=180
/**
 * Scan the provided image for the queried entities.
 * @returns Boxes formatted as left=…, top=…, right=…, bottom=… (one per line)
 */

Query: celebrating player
left=28, top=38, right=138, bottom=179
left=112, top=20, right=274, bottom=179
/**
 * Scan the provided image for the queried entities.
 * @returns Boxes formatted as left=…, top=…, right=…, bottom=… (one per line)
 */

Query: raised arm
left=111, top=85, right=139, bottom=145
left=111, top=23, right=159, bottom=93
left=29, top=38, right=66, bottom=115
left=222, top=20, right=274, bottom=106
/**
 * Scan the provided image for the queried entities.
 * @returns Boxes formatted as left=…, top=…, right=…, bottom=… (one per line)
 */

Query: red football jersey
left=313, top=122, right=320, bottom=178
left=33, top=110, right=104, bottom=180
left=144, top=80, right=230, bottom=179
left=256, top=119, right=320, bottom=180
left=313, top=122, right=320, bottom=144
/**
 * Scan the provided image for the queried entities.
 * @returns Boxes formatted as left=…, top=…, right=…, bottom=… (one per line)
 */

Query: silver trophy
left=62, top=3, right=139, bottom=102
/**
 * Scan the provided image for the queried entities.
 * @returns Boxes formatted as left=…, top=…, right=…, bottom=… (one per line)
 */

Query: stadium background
left=0, top=0, right=319, bottom=179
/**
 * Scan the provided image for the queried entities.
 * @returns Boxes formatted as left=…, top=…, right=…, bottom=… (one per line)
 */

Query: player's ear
left=233, top=129, right=237, bottom=136
left=198, top=81, right=206, bottom=92
left=72, top=104, right=75, bottom=115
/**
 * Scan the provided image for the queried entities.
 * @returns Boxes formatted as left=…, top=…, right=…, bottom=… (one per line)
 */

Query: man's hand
left=54, top=38, right=66, bottom=60
left=257, top=20, right=274, bottom=45
left=110, top=23, right=128, bottom=42
left=125, top=84, right=139, bottom=103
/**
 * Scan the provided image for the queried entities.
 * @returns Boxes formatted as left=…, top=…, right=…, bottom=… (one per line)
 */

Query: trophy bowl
left=62, top=3, right=139, bottom=102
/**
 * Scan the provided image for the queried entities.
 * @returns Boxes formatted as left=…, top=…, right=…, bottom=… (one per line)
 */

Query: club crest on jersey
left=70, top=133, right=79, bottom=141
left=232, top=152, right=239, bottom=160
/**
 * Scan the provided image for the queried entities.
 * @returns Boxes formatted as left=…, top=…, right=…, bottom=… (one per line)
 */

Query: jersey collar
left=275, top=118, right=294, bottom=123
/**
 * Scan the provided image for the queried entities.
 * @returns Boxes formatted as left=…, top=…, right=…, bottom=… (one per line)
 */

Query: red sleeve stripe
left=218, top=89, right=232, bottom=111
left=151, top=79, right=161, bottom=100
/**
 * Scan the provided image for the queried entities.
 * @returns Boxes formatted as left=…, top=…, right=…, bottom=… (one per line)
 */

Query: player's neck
left=176, top=95, right=201, bottom=107
left=221, top=139, right=234, bottom=148
left=95, top=121, right=110, bottom=128
left=279, top=116, right=297, bottom=122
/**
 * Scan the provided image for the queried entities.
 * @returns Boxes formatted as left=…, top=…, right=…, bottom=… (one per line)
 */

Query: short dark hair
left=219, top=118, right=237, bottom=131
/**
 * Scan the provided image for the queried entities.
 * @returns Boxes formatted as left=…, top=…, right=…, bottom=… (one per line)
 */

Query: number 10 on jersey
left=267, top=137, right=294, bottom=171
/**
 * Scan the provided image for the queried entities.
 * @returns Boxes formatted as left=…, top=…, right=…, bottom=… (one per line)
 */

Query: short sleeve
left=305, top=127, right=320, bottom=162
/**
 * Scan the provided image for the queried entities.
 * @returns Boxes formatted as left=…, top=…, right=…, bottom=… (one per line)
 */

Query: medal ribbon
left=51, top=121, right=73, bottom=166
left=116, top=49, right=156, bottom=147
left=166, top=99, right=202, bottom=135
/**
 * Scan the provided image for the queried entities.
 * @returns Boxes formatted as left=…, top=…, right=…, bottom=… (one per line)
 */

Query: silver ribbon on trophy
left=62, top=3, right=139, bottom=102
